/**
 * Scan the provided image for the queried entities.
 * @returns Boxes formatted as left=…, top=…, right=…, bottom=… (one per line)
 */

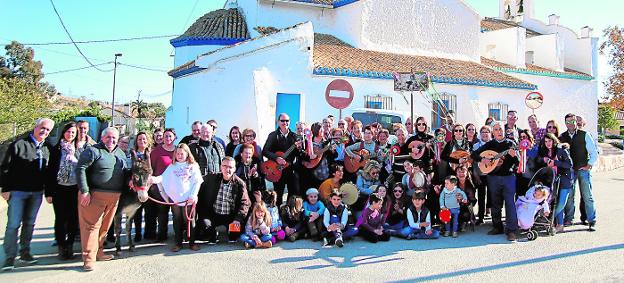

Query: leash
left=133, top=185, right=196, bottom=239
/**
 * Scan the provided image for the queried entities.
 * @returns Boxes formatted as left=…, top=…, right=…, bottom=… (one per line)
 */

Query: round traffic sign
left=325, top=79, right=354, bottom=110
left=525, top=91, right=544, bottom=109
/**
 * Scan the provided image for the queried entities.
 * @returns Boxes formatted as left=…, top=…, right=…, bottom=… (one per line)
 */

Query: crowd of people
left=0, top=110, right=599, bottom=271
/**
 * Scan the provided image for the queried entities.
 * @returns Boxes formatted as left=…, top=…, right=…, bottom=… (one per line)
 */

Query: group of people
left=0, top=109, right=598, bottom=272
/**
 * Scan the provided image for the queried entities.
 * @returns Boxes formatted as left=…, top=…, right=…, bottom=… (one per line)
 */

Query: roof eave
left=170, top=37, right=250, bottom=48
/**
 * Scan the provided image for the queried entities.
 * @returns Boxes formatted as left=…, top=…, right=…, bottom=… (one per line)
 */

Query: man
left=262, top=113, right=304, bottom=206
left=197, top=157, right=250, bottom=244
left=76, top=127, right=129, bottom=271
left=76, top=120, right=96, bottom=150
left=207, top=119, right=226, bottom=149
left=152, top=128, right=164, bottom=148
left=405, top=117, right=414, bottom=137
left=559, top=113, right=598, bottom=231
left=442, top=110, right=455, bottom=142
left=190, top=124, right=226, bottom=176
left=180, top=121, right=202, bottom=145
left=344, top=116, right=354, bottom=135
left=504, top=110, right=520, bottom=141
left=1, top=118, right=54, bottom=271
left=322, top=118, right=333, bottom=140
left=471, top=121, right=519, bottom=241
left=527, top=114, right=546, bottom=146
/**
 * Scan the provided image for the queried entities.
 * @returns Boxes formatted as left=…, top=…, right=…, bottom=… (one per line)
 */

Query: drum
left=412, top=171, right=426, bottom=188
left=439, top=208, right=451, bottom=224
left=339, top=183, right=359, bottom=205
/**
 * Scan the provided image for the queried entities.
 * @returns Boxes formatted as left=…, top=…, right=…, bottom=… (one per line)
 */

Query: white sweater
left=152, top=162, right=203, bottom=206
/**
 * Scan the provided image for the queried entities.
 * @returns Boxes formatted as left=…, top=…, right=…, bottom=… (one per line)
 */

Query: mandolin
left=478, top=146, right=519, bottom=174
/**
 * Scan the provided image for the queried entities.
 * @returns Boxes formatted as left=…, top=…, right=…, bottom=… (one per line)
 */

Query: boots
left=57, top=246, right=66, bottom=260
left=65, top=244, right=75, bottom=260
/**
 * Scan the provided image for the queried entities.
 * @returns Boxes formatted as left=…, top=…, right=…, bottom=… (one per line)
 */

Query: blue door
left=432, top=99, right=449, bottom=129
left=275, top=93, right=300, bottom=132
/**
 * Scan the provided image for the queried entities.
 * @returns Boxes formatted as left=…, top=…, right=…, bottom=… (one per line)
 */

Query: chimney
left=548, top=14, right=560, bottom=25
left=581, top=26, right=593, bottom=38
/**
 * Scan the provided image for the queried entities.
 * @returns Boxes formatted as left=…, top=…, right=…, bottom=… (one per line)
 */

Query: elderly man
left=527, top=114, right=546, bottom=146
left=190, top=124, right=226, bottom=176
left=471, top=121, right=519, bottom=241
left=207, top=119, right=226, bottom=149
left=76, top=127, right=130, bottom=271
left=197, top=157, right=250, bottom=244
left=504, top=110, right=520, bottom=141
left=559, top=113, right=598, bottom=231
left=1, top=118, right=54, bottom=271
left=180, top=121, right=202, bottom=145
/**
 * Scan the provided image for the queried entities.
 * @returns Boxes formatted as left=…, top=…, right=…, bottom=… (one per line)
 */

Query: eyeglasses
left=467, top=128, right=475, bottom=131
left=454, top=129, right=464, bottom=132
left=565, top=120, right=576, bottom=125
left=393, top=190, right=403, bottom=193
left=280, top=120, right=290, bottom=123
left=417, top=123, right=426, bottom=126
left=480, top=131, right=491, bottom=134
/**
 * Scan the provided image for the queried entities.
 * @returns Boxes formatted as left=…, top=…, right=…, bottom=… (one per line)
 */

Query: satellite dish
left=525, top=92, right=544, bottom=110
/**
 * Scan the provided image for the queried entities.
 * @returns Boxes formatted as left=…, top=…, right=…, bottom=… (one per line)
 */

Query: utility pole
left=111, top=53, right=122, bottom=125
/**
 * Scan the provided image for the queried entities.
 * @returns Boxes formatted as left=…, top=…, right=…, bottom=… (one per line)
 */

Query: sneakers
left=506, top=232, right=517, bottom=242
left=2, top=258, right=15, bottom=271
left=452, top=232, right=458, bottom=238
left=322, top=238, right=329, bottom=246
left=335, top=237, right=344, bottom=248
left=19, top=253, right=38, bottom=264
left=443, top=231, right=451, bottom=237
left=170, top=245, right=182, bottom=252
left=588, top=222, right=596, bottom=232
left=487, top=228, right=504, bottom=235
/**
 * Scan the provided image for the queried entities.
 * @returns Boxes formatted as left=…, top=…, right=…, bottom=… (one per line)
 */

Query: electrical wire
left=44, top=62, right=113, bottom=75
left=118, top=62, right=168, bottom=72
left=22, top=34, right=179, bottom=46
left=181, top=0, right=200, bottom=34
left=49, top=0, right=108, bottom=72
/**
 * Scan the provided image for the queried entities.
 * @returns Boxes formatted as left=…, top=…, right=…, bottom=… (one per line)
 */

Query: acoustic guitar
left=303, top=141, right=336, bottom=169
left=408, top=140, right=428, bottom=160
left=449, top=150, right=472, bottom=170
left=344, top=149, right=371, bottom=173
left=261, top=144, right=298, bottom=183
left=478, top=146, right=519, bottom=174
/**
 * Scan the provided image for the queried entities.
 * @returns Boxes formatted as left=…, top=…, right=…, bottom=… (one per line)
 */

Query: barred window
left=431, top=92, right=457, bottom=129
left=364, top=95, right=393, bottom=110
left=488, top=102, right=509, bottom=122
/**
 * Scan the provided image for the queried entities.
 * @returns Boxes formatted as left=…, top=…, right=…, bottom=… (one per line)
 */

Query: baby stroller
left=520, top=167, right=560, bottom=241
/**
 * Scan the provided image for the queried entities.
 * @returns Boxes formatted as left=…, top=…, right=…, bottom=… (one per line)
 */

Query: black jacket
left=0, top=134, right=52, bottom=192
left=262, top=129, right=303, bottom=164
left=197, top=173, right=250, bottom=223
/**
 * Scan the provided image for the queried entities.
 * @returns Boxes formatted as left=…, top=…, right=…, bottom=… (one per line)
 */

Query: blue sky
left=1, top=0, right=621, bottom=107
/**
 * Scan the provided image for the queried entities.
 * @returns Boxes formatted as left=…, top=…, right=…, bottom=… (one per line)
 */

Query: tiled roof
left=172, top=8, right=249, bottom=42
left=481, top=57, right=593, bottom=80
left=313, top=41, right=537, bottom=90
left=481, top=17, right=541, bottom=37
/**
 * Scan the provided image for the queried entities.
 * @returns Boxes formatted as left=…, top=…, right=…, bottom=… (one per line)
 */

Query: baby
left=516, top=185, right=550, bottom=230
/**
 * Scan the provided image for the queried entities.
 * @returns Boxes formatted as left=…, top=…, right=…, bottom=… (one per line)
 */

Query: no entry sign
left=325, top=79, right=354, bottom=109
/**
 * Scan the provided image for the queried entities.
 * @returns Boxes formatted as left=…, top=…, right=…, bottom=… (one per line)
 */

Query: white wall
left=526, top=34, right=563, bottom=71
left=360, top=0, right=481, bottom=61
left=480, top=28, right=526, bottom=68
left=173, top=45, right=226, bottom=68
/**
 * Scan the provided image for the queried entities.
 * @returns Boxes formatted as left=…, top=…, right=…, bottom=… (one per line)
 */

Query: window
left=364, top=95, right=392, bottom=110
left=431, top=92, right=457, bottom=129
left=488, top=102, right=509, bottom=122
left=525, top=51, right=535, bottom=65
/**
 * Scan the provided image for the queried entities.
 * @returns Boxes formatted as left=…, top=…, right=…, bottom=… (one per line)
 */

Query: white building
left=166, top=0, right=598, bottom=143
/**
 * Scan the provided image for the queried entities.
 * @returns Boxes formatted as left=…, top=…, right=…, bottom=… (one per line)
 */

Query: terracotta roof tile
left=174, top=8, right=249, bottom=41
left=481, top=17, right=541, bottom=37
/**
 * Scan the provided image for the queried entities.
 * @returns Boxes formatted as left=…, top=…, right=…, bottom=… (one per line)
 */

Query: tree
left=598, top=105, right=619, bottom=133
left=600, top=26, right=624, bottom=109
left=0, top=41, right=57, bottom=99
left=0, top=78, right=51, bottom=141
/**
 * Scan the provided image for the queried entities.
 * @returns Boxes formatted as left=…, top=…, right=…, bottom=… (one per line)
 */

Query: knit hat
left=306, top=188, right=319, bottom=196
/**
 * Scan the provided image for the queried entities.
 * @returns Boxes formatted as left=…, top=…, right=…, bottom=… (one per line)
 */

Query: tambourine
left=412, top=171, right=426, bottom=188
left=439, top=208, right=451, bottom=223
left=390, top=145, right=401, bottom=156
left=339, top=183, right=358, bottom=205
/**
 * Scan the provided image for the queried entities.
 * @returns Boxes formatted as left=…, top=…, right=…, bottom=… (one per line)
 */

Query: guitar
left=344, top=148, right=371, bottom=173
left=261, top=143, right=299, bottom=183
left=303, top=141, right=335, bottom=169
left=449, top=150, right=472, bottom=170
left=478, top=146, right=519, bottom=174
left=408, top=140, right=428, bottom=160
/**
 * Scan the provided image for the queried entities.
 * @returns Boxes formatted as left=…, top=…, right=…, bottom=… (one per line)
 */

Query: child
left=516, top=185, right=550, bottom=230
left=150, top=144, right=203, bottom=252
left=240, top=203, right=273, bottom=248
left=280, top=195, right=306, bottom=242
left=384, top=183, right=410, bottom=236
left=263, top=191, right=285, bottom=244
left=303, top=188, right=325, bottom=240
left=358, top=194, right=391, bottom=243
left=400, top=192, right=440, bottom=239
left=439, top=176, right=467, bottom=238
left=322, top=190, right=357, bottom=247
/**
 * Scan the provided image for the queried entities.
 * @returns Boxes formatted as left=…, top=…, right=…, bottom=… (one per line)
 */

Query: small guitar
left=303, top=141, right=335, bottom=169
left=261, top=143, right=298, bottom=183
left=408, top=140, right=428, bottom=160
left=449, top=150, right=472, bottom=170
left=344, top=149, right=371, bottom=173
left=478, top=146, right=519, bottom=174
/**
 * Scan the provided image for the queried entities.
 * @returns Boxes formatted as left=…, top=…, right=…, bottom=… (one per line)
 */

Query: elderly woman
left=233, top=128, right=262, bottom=159
left=536, top=133, right=573, bottom=232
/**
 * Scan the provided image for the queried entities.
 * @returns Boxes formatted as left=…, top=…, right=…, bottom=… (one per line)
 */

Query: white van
left=346, top=108, right=412, bottom=131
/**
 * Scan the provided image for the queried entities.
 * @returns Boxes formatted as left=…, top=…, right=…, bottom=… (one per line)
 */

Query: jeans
left=555, top=188, right=571, bottom=226
left=323, top=215, right=358, bottom=241
left=564, top=169, right=596, bottom=223
left=444, top=208, right=460, bottom=233
left=399, top=226, right=440, bottom=239
left=240, top=233, right=272, bottom=247
left=3, top=191, right=43, bottom=259
left=52, top=185, right=79, bottom=247
left=487, top=175, right=518, bottom=232
left=383, top=221, right=405, bottom=236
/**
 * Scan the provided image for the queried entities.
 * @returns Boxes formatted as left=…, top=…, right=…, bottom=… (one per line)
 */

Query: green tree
left=0, top=78, right=51, bottom=141
left=601, top=26, right=624, bottom=109
left=0, top=41, right=57, bottom=98
left=598, top=105, right=619, bottom=133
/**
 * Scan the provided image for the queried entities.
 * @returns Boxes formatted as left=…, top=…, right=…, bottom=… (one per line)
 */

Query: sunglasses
left=417, top=123, right=426, bottom=126
left=370, top=171, right=380, bottom=175
left=454, top=129, right=464, bottom=132
left=393, top=189, right=403, bottom=193
left=565, top=120, right=576, bottom=125
left=338, top=123, right=345, bottom=125
left=280, top=120, right=290, bottom=123
left=547, top=126, right=556, bottom=129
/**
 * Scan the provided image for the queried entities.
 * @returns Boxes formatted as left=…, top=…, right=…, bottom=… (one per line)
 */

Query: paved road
left=1, top=168, right=623, bottom=282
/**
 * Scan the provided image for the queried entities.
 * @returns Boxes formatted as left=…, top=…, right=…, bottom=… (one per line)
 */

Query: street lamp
left=111, top=53, right=122, bottom=124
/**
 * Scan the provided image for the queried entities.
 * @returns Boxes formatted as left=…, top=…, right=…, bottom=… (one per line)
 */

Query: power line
left=181, top=0, right=200, bottom=34
left=22, top=34, right=179, bottom=46
left=119, top=62, right=168, bottom=72
left=48, top=0, right=108, bottom=72
left=44, top=62, right=113, bottom=75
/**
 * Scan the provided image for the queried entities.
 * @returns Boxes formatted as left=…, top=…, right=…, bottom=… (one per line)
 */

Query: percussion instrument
left=339, top=183, right=359, bottom=205
left=439, top=208, right=451, bottom=224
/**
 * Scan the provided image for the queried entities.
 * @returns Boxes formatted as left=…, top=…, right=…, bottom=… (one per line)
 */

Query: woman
left=235, top=143, right=266, bottom=204
left=233, top=128, right=262, bottom=159
left=391, top=125, right=411, bottom=181
left=546, top=120, right=560, bottom=138
left=465, top=123, right=478, bottom=147
left=404, top=117, right=435, bottom=178
left=472, top=125, right=492, bottom=224
left=516, top=129, right=538, bottom=197
left=455, top=166, right=476, bottom=231
left=383, top=183, right=410, bottom=236
left=130, top=132, right=151, bottom=242
left=225, top=126, right=242, bottom=157
left=376, top=129, right=392, bottom=183
left=47, top=122, right=79, bottom=260
left=308, top=122, right=335, bottom=189
left=536, top=133, right=573, bottom=232
left=441, top=124, right=471, bottom=172
left=354, top=160, right=382, bottom=215
left=147, top=128, right=177, bottom=242
left=484, top=117, right=494, bottom=126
